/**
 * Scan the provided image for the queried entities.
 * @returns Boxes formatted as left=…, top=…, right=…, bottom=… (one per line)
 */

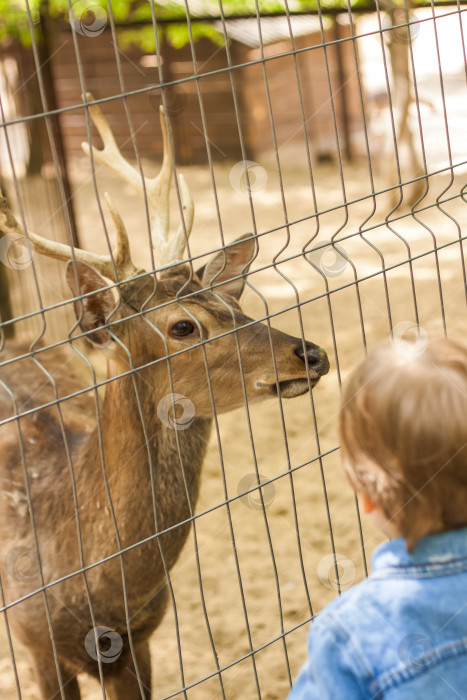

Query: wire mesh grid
left=0, top=1, right=466, bottom=698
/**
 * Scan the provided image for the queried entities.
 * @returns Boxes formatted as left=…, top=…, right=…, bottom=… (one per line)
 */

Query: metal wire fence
left=0, top=1, right=466, bottom=699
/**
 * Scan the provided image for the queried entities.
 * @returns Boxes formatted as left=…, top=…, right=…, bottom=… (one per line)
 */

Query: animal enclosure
left=0, top=2, right=466, bottom=699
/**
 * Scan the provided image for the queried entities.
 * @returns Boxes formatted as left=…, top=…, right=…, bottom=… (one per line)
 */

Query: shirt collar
left=371, top=526, right=467, bottom=571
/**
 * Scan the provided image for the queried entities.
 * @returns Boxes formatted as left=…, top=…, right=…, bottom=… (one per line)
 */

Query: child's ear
left=359, top=492, right=378, bottom=514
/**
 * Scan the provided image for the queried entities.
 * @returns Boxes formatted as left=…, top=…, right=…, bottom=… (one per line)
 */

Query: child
left=288, top=336, right=467, bottom=699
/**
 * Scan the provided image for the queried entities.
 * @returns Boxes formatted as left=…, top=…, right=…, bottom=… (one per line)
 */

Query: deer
left=0, top=94, right=329, bottom=700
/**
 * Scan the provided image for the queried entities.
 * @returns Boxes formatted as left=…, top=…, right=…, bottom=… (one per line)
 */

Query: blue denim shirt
left=288, top=527, right=467, bottom=699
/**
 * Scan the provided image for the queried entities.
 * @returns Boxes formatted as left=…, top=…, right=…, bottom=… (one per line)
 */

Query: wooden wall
left=43, top=19, right=363, bottom=165
left=237, top=21, right=363, bottom=160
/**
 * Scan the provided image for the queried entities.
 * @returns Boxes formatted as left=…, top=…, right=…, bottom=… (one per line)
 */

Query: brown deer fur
left=0, top=246, right=329, bottom=699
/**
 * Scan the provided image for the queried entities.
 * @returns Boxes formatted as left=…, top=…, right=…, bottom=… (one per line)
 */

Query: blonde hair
left=339, top=337, right=467, bottom=551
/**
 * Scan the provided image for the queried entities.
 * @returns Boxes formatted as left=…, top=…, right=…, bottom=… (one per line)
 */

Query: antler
left=0, top=93, right=194, bottom=283
left=0, top=189, right=140, bottom=282
left=81, top=93, right=194, bottom=265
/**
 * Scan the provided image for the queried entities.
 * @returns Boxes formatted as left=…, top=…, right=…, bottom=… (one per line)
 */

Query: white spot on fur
left=4, top=490, right=28, bottom=517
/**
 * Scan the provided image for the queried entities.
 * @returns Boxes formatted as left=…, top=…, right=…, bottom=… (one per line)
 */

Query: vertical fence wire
left=0, top=2, right=466, bottom=699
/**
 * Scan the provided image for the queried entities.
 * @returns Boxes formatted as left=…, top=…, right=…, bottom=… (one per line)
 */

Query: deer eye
left=170, top=320, right=196, bottom=338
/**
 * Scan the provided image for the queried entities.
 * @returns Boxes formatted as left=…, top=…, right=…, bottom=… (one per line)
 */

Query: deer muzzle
left=294, top=340, right=329, bottom=375
left=256, top=338, right=329, bottom=399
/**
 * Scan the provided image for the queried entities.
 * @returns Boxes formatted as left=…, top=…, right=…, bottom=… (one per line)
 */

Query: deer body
left=0, top=99, right=329, bottom=699
left=1, top=338, right=210, bottom=695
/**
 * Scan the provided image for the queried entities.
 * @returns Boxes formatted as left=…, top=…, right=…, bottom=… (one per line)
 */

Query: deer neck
left=80, top=365, right=212, bottom=559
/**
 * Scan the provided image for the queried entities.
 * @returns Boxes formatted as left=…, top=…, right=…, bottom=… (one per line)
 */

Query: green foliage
left=0, top=0, right=304, bottom=49
left=0, top=0, right=452, bottom=50
left=164, top=22, right=226, bottom=49
left=0, top=0, right=41, bottom=46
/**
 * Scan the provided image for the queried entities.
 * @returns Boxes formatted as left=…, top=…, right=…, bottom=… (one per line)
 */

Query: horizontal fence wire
left=0, top=7, right=465, bottom=130
left=1, top=191, right=466, bottom=333
left=0, top=1, right=466, bottom=699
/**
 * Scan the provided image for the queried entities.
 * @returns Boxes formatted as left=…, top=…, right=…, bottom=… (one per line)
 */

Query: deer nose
left=294, top=341, right=330, bottom=375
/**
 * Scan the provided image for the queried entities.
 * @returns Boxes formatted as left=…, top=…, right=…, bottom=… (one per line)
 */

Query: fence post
left=0, top=263, right=13, bottom=339
left=333, top=16, right=353, bottom=162
left=38, top=10, right=79, bottom=248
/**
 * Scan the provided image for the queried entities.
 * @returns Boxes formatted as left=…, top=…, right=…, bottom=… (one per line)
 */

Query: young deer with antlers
left=0, top=95, right=329, bottom=699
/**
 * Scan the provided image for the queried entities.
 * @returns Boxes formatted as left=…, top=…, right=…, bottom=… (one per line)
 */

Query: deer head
left=0, top=94, right=329, bottom=417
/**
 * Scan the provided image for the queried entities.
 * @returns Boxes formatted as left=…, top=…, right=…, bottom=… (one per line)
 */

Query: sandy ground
left=1, top=9, right=467, bottom=700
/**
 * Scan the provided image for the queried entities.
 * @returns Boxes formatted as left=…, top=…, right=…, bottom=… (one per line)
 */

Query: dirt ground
left=1, top=10, right=467, bottom=700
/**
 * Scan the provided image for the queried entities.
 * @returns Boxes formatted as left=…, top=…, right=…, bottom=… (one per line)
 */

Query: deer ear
left=66, top=262, right=116, bottom=347
left=198, top=234, right=256, bottom=299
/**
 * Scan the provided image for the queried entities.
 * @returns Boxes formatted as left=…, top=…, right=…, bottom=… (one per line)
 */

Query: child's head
left=339, top=336, right=467, bottom=550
